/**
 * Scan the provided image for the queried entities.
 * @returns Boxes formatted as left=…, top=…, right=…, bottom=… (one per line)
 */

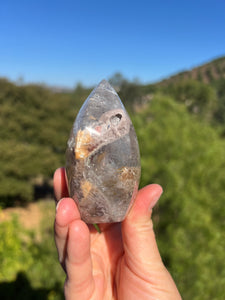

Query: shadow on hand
left=0, top=272, right=63, bottom=300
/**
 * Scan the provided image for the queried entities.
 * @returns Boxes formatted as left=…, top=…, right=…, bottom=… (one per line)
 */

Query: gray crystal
left=66, top=80, right=141, bottom=223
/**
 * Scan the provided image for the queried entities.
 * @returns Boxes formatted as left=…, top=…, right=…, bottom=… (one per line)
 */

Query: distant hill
left=139, top=56, right=225, bottom=127
left=157, top=56, right=225, bottom=86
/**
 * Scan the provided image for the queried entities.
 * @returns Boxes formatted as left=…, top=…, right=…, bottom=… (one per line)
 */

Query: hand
left=53, top=167, right=181, bottom=300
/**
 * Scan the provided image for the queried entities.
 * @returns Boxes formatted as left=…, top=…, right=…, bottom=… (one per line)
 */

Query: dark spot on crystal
left=110, top=113, right=122, bottom=126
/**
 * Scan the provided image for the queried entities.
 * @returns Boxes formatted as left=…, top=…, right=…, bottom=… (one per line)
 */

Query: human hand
left=54, top=167, right=181, bottom=300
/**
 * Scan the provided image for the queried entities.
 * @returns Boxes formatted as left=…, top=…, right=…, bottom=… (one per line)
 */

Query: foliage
left=109, top=72, right=144, bottom=109
left=150, top=56, right=225, bottom=128
left=213, top=78, right=225, bottom=125
left=0, top=204, right=64, bottom=300
left=132, top=94, right=225, bottom=299
left=161, top=79, right=217, bottom=120
left=156, top=56, right=225, bottom=86
left=0, top=79, right=89, bottom=205
left=119, top=80, right=143, bottom=108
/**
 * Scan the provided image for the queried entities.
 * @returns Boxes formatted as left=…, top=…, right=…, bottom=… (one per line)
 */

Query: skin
left=54, top=167, right=182, bottom=300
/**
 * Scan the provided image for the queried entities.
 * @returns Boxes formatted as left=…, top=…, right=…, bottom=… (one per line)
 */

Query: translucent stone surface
left=66, top=80, right=141, bottom=223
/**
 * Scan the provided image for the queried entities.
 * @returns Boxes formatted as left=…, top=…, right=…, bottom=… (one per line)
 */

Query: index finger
left=53, top=167, right=69, bottom=201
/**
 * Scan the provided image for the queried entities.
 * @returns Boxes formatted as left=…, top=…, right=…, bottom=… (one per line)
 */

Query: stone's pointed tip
left=99, top=79, right=108, bottom=84
left=97, top=79, right=113, bottom=90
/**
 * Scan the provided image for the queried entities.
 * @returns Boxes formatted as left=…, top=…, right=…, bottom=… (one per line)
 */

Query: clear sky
left=0, top=0, right=225, bottom=87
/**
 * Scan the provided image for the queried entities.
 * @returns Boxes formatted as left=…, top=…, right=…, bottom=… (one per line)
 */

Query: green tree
left=132, top=94, right=225, bottom=299
left=163, top=79, right=217, bottom=120
left=213, top=78, right=225, bottom=125
left=0, top=80, right=90, bottom=205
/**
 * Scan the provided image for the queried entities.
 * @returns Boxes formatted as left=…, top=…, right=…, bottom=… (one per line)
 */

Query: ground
left=0, top=199, right=56, bottom=238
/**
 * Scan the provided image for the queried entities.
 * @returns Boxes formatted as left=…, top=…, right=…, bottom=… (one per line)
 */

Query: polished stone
left=66, top=80, right=141, bottom=223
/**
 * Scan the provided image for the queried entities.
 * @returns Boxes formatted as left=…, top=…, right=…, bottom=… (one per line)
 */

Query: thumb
left=122, top=184, right=163, bottom=270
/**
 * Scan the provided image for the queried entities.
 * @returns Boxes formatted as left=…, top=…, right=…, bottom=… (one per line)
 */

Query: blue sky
left=0, top=0, right=225, bottom=87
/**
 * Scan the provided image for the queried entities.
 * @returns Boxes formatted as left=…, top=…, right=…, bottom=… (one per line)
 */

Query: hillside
left=150, top=56, right=225, bottom=126
left=157, top=56, right=225, bottom=85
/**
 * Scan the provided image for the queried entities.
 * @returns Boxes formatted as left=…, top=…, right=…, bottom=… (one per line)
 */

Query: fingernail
left=56, top=199, right=63, bottom=212
left=149, top=190, right=163, bottom=211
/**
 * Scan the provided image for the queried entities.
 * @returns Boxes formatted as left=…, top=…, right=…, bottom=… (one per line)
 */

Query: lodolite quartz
left=66, top=80, right=141, bottom=223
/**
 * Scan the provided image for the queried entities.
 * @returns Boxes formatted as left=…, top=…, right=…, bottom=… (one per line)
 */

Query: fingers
left=53, top=167, right=69, bottom=202
left=64, top=220, right=95, bottom=300
left=54, top=198, right=81, bottom=265
left=122, top=184, right=164, bottom=270
left=55, top=198, right=95, bottom=299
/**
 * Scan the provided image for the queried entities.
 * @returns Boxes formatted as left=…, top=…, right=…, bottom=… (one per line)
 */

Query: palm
left=87, top=224, right=123, bottom=299
left=86, top=224, right=143, bottom=299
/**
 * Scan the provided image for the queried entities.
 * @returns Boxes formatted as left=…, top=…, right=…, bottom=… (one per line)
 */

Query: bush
left=132, top=94, right=225, bottom=299
left=0, top=207, right=64, bottom=299
left=162, top=79, right=217, bottom=120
